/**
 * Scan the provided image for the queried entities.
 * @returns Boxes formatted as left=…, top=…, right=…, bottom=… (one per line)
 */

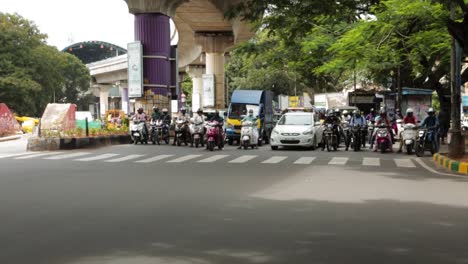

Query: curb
left=27, top=135, right=132, bottom=151
left=433, top=153, right=468, bottom=174
left=0, top=135, right=21, bottom=142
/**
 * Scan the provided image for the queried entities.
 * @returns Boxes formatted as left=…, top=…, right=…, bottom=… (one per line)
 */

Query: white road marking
left=394, top=158, right=416, bottom=168
left=197, top=155, right=230, bottom=163
left=228, top=155, right=257, bottom=163
left=363, top=157, right=380, bottom=166
left=262, top=156, right=288, bottom=164
left=105, top=154, right=145, bottom=163
left=15, top=152, right=63, bottom=160
left=75, top=153, right=119, bottom=161
left=294, top=157, right=316, bottom=165
left=414, top=158, right=468, bottom=178
left=167, top=155, right=203, bottom=163
left=0, top=153, right=31, bottom=159
left=135, top=155, right=174, bottom=163
left=328, top=157, right=348, bottom=165
left=44, top=152, right=91, bottom=160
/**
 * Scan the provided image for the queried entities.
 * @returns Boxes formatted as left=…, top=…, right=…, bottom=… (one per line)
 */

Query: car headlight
left=272, top=129, right=279, bottom=135
left=303, top=129, right=313, bottom=135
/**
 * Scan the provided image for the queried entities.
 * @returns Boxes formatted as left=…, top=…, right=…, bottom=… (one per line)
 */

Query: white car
left=270, top=112, right=319, bottom=150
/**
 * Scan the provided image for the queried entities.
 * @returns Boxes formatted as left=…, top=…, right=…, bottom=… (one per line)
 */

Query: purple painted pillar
left=134, top=13, right=171, bottom=95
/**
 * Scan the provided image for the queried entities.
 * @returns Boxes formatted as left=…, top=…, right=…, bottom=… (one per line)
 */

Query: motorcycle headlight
left=418, top=131, right=425, bottom=137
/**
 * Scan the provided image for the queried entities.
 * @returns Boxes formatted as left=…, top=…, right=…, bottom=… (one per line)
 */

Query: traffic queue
left=129, top=104, right=441, bottom=157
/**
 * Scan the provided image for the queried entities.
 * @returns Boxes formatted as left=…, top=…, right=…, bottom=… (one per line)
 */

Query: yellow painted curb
left=460, top=163, right=468, bottom=174
left=433, top=153, right=468, bottom=175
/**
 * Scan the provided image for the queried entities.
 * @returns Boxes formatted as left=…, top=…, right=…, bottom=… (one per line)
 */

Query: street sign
left=203, top=74, right=215, bottom=107
left=127, top=42, right=143, bottom=98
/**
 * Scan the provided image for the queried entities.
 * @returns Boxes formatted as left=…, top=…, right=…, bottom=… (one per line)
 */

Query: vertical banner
left=127, top=42, right=143, bottom=98
left=203, top=74, right=215, bottom=108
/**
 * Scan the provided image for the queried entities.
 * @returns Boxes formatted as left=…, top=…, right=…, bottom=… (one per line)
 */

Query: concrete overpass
left=90, top=0, right=253, bottom=116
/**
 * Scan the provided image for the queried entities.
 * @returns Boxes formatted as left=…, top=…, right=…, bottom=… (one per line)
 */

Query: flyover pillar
left=125, top=0, right=184, bottom=110
left=98, top=85, right=111, bottom=119
left=196, top=33, right=234, bottom=109
left=186, top=65, right=205, bottom=113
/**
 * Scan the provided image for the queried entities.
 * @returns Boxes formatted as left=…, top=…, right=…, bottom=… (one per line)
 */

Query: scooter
left=130, top=121, right=148, bottom=145
left=149, top=120, right=159, bottom=145
left=240, top=120, right=259, bottom=150
left=375, top=125, right=392, bottom=153
left=350, top=124, right=363, bottom=152
left=174, top=119, right=190, bottom=146
left=322, top=124, right=338, bottom=152
left=415, top=127, right=437, bottom=157
left=206, top=120, right=224, bottom=151
left=401, top=123, right=417, bottom=154
left=190, top=121, right=205, bottom=148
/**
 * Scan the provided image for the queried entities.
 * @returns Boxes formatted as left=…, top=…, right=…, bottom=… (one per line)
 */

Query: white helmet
left=406, top=108, right=413, bottom=114
left=343, top=110, right=349, bottom=115
left=427, top=107, right=435, bottom=113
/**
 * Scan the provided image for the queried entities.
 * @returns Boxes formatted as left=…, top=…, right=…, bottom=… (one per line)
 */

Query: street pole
left=449, top=3, right=465, bottom=158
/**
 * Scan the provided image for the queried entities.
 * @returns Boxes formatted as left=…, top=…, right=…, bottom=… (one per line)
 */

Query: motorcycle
left=149, top=120, right=159, bottom=145
left=415, top=127, right=437, bottom=157
left=206, top=120, right=224, bottom=151
left=322, top=123, right=338, bottom=152
left=350, top=124, right=363, bottom=152
left=401, top=123, right=417, bottom=154
left=130, top=120, right=148, bottom=145
left=240, top=120, right=259, bottom=150
left=341, top=121, right=351, bottom=150
left=375, top=125, right=392, bottom=153
left=174, top=119, right=190, bottom=146
left=190, top=121, right=205, bottom=148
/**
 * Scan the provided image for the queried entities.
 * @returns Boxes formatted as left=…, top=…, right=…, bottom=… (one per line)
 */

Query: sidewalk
left=433, top=141, right=468, bottom=174
left=0, top=134, right=31, bottom=155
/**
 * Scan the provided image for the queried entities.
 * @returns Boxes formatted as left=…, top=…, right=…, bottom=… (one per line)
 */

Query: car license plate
left=284, top=138, right=295, bottom=141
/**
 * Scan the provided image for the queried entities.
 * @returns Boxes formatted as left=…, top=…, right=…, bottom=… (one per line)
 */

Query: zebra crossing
left=0, top=151, right=420, bottom=168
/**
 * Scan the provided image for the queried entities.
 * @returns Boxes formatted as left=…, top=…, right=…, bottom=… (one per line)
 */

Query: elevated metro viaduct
left=89, top=0, right=253, bottom=116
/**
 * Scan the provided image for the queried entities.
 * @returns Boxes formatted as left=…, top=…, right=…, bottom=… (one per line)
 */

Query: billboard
left=203, top=74, right=215, bottom=107
left=127, top=42, right=143, bottom=98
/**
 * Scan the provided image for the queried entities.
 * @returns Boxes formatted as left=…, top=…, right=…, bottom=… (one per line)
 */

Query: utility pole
left=449, top=3, right=465, bottom=158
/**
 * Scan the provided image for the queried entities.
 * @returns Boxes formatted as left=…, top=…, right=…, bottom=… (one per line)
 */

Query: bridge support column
left=186, top=65, right=205, bottom=113
left=196, top=33, right=234, bottom=109
left=98, top=85, right=111, bottom=119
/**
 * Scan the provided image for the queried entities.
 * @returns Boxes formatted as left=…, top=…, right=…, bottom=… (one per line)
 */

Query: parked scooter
left=322, top=124, right=338, bottom=152
left=401, top=123, right=417, bottom=154
left=375, top=125, right=392, bottom=153
left=240, top=120, right=259, bottom=150
left=190, top=121, right=205, bottom=148
left=174, top=119, right=190, bottom=146
left=415, top=127, right=437, bottom=157
left=130, top=121, right=148, bottom=145
left=206, top=120, right=224, bottom=151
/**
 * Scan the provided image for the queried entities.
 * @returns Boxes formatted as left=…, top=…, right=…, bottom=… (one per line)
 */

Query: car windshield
left=228, top=103, right=259, bottom=119
left=278, top=115, right=313, bottom=125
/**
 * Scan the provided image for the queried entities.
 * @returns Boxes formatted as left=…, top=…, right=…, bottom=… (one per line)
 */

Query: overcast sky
left=3, top=0, right=135, bottom=50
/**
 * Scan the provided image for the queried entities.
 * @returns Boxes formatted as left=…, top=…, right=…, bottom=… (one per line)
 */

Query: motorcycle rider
left=151, top=106, right=161, bottom=121
left=173, top=107, right=190, bottom=145
left=349, top=110, right=367, bottom=150
left=373, top=109, right=393, bottom=152
left=322, top=109, right=341, bottom=147
left=238, top=109, right=259, bottom=149
left=397, top=108, right=417, bottom=153
left=191, top=108, right=205, bottom=147
left=366, top=108, right=377, bottom=122
left=210, top=110, right=224, bottom=148
left=342, top=110, right=351, bottom=122
left=132, top=107, right=149, bottom=137
left=420, top=107, right=440, bottom=152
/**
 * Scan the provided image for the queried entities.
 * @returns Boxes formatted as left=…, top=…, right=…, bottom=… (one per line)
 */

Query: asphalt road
left=1, top=142, right=468, bottom=264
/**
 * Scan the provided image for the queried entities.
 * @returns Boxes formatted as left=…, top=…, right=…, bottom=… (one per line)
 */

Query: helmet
left=427, top=107, right=435, bottom=113
left=352, top=110, right=359, bottom=115
left=342, top=110, right=349, bottom=115
left=370, top=108, right=375, bottom=112
left=248, top=109, right=254, bottom=114
left=197, top=108, right=203, bottom=114
left=396, top=108, right=401, bottom=113
left=153, top=106, right=159, bottom=112
left=379, top=109, right=386, bottom=115
left=162, top=108, right=168, bottom=113
left=327, top=109, right=334, bottom=116
left=406, top=108, right=414, bottom=114
left=137, top=107, right=143, bottom=113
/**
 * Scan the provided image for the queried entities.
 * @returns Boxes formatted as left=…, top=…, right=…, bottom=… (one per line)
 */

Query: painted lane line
left=197, top=155, right=230, bottom=163
left=135, top=155, right=174, bottom=163
left=328, top=157, right=348, bottom=165
left=394, top=158, right=416, bottom=168
left=0, top=153, right=31, bottom=159
left=75, top=153, right=119, bottom=161
left=262, top=156, right=288, bottom=164
left=15, top=152, right=64, bottom=160
left=294, top=157, right=316, bottom=165
left=105, top=154, right=145, bottom=163
left=228, top=155, right=257, bottom=163
left=363, top=157, right=380, bottom=166
left=44, top=152, right=91, bottom=160
left=167, top=155, right=203, bottom=163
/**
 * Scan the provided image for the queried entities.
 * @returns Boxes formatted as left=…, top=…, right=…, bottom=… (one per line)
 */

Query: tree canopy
left=0, top=13, right=91, bottom=117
